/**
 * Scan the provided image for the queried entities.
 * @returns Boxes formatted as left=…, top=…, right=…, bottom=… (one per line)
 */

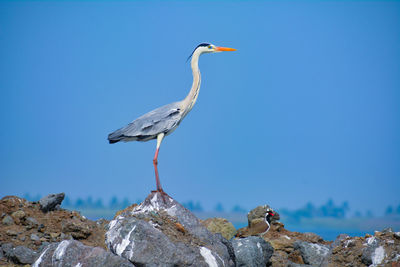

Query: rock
left=270, top=235, right=294, bottom=253
left=293, top=241, right=330, bottom=265
left=382, top=227, right=393, bottom=233
left=361, top=236, right=384, bottom=266
left=11, top=210, right=26, bottom=220
left=395, top=232, right=400, bottom=239
left=331, top=234, right=349, bottom=248
left=50, top=232, right=60, bottom=238
left=202, top=217, right=237, bottom=240
left=0, top=246, right=3, bottom=259
left=31, top=233, right=40, bottom=241
left=6, top=229, right=18, bottom=236
left=39, top=193, right=65, bottom=212
left=12, top=246, right=38, bottom=264
left=2, top=215, right=14, bottom=225
left=25, top=217, right=39, bottom=226
left=106, top=191, right=234, bottom=266
left=231, top=236, right=274, bottom=266
left=32, top=240, right=133, bottom=267
left=61, top=219, right=91, bottom=239
left=302, top=232, right=324, bottom=243
left=287, top=262, right=310, bottom=267
left=1, top=243, right=14, bottom=258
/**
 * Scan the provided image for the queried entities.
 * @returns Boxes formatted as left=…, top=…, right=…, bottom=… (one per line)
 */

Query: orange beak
left=215, top=46, right=237, bottom=52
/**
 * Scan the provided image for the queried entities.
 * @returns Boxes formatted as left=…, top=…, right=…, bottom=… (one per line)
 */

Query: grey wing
left=108, top=102, right=182, bottom=143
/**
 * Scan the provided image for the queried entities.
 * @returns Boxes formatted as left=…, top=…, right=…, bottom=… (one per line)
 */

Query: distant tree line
left=385, top=205, right=400, bottom=216
left=280, top=199, right=350, bottom=221
left=23, top=193, right=141, bottom=211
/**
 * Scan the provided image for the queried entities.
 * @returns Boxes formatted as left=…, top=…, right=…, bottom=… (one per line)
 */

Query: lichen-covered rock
left=231, top=236, right=274, bottom=266
left=106, top=192, right=235, bottom=266
left=39, top=193, right=65, bottom=212
left=202, top=217, right=237, bottom=240
left=32, top=240, right=133, bottom=267
left=293, top=241, right=330, bottom=265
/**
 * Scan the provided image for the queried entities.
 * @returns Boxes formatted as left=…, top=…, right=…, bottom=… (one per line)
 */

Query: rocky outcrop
left=39, top=193, right=65, bottom=212
left=106, top=191, right=235, bottom=266
left=0, top=194, right=107, bottom=266
left=32, top=240, right=133, bottom=267
left=325, top=229, right=400, bottom=266
left=1, top=194, right=399, bottom=267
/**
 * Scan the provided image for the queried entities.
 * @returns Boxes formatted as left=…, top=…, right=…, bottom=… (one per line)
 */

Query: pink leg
left=153, top=148, right=163, bottom=192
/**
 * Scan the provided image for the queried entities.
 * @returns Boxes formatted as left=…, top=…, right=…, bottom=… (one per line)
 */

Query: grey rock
left=12, top=246, right=38, bottom=264
left=2, top=215, right=14, bottom=225
left=231, top=236, right=274, bottom=266
left=39, top=193, right=65, bottom=212
left=331, top=234, right=349, bottom=248
left=31, top=233, right=40, bottom=241
left=287, top=262, right=312, bottom=267
left=32, top=240, right=133, bottom=267
left=0, top=245, right=3, bottom=259
left=294, top=241, right=330, bottom=265
left=106, top=192, right=234, bottom=266
left=26, top=217, right=39, bottom=226
left=382, top=227, right=393, bottom=233
left=361, top=236, right=381, bottom=266
left=1, top=243, right=14, bottom=258
left=395, top=232, right=400, bottom=239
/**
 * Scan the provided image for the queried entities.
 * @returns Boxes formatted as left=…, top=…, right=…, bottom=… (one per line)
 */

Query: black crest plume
left=186, top=43, right=211, bottom=62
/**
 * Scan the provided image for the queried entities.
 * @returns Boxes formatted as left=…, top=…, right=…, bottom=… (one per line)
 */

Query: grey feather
left=108, top=102, right=183, bottom=143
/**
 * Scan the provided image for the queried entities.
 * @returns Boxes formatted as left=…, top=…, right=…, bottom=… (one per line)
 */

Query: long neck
left=181, top=51, right=201, bottom=116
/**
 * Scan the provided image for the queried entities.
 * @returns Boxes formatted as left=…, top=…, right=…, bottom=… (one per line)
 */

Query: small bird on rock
left=236, top=208, right=276, bottom=237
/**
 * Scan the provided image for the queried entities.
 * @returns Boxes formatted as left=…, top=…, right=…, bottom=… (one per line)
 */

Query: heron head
left=187, top=43, right=236, bottom=61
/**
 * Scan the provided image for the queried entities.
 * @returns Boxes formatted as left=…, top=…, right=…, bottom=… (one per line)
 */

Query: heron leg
left=153, top=133, right=165, bottom=192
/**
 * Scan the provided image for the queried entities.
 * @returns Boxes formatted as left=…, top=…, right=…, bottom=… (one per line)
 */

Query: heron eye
left=208, top=45, right=212, bottom=49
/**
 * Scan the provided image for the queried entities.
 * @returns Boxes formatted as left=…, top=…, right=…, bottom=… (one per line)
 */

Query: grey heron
left=108, top=43, right=236, bottom=194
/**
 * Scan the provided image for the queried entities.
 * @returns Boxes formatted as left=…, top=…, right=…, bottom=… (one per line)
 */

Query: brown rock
left=11, top=210, right=25, bottom=220
left=62, top=219, right=91, bottom=239
left=50, top=232, right=60, bottom=238
left=6, top=230, right=17, bottom=236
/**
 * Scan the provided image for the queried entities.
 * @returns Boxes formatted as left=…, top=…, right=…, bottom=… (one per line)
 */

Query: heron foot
left=151, top=189, right=169, bottom=203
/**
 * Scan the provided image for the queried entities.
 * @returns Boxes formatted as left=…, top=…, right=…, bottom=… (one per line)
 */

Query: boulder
left=39, top=193, right=65, bottom=212
left=0, top=243, right=38, bottom=265
left=202, top=217, right=237, bottom=240
left=231, top=236, right=274, bottom=266
left=361, top=236, right=385, bottom=266
left=11, top=245, right=38, bottom=264
left=32, top=240, right=133, bottom=267
left=106, top=191, right=235, bottom=266
left=2, top=215, right=14, bottom=226
left=293, top=241, right=330, bottom=265
left=331, top=234, right=349, bottom=248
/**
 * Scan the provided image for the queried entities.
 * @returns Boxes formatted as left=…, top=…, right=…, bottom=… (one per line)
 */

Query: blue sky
left=0, top=1, right=399, bottom=215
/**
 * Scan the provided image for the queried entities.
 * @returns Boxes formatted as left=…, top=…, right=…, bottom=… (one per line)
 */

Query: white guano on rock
left=200, top=247, right=219, bottom=267
left=115, top=225, right=136, bottom=256
left=32, top=248, right=49, bottom=267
